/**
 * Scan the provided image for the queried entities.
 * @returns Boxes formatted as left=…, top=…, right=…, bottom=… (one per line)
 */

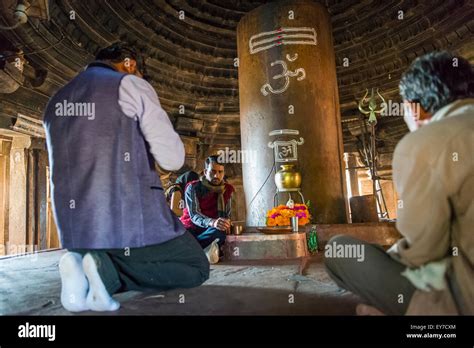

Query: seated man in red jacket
left=180, top=156, right=234, bottom=264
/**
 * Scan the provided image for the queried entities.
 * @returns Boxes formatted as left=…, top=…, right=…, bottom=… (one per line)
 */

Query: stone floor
left=0, top=249, right=361, bottom=315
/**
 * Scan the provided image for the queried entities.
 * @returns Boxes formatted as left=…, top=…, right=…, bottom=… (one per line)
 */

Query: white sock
left=59, top=252, right=89, bottom=312
left=204, top=238, right=220, bottom=264
left=82, top=253, right=120, bottom=312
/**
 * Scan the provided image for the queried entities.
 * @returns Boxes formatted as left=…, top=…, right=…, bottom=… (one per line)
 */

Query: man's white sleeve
left=118, top=74, right=185, bottom=171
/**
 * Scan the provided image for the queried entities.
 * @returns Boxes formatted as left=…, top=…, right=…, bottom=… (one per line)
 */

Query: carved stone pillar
left=380, top=180, right=398, bottom=219
left=346, top=152, right=361, bottom=197
left=5, top=131, right=31, bottom=254
left=237, top=0, right=348, bottom=226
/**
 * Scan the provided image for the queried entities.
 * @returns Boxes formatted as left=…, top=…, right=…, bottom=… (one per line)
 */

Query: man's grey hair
left=399, top=51, right=474, bottom=114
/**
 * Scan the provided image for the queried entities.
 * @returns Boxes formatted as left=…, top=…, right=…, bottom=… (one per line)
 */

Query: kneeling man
left=44, top=43, right=209, bottom=312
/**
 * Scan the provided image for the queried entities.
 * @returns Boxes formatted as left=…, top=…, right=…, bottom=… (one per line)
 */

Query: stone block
left=223, top=223, right=401, bottom=260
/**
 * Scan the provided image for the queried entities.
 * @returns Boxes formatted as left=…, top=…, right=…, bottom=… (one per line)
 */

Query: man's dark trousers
left=72, top=232, right=209, bottom=295
left=189, top=227, right=227, bottom=249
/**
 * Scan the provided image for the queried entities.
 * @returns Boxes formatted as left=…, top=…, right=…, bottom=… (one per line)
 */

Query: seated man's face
left=205, top=162, right=225, bottom=186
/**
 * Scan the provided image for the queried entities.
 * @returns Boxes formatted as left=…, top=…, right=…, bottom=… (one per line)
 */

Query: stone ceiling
left=1, top=0, right=473, bottom=163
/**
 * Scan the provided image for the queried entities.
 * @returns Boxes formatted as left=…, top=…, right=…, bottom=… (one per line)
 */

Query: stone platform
left=223, top=222, right=400, bottom=261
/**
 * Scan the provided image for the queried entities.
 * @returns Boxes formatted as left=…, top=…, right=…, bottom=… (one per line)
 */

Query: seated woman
left=165, top=171, right=200, bottom=217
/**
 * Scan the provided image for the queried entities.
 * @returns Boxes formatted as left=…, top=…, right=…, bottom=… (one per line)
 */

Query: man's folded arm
left=118, top=74, right=185, bottom=171
left=184, top=184, right=213, bottom=228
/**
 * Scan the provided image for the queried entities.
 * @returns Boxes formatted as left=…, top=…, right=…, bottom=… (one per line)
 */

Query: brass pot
left=274, top=164, right=301, bottom=190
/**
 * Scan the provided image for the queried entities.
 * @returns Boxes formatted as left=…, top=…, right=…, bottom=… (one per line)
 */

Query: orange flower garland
left=266, top=203, right=311, bottom=226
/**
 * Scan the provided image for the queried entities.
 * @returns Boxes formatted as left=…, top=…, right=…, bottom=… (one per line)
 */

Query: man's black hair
left=205, top=155, right=224, bottom=169
left=399, top=51, right=474, bottom=114
left=95, top=42, right=148, bottom=79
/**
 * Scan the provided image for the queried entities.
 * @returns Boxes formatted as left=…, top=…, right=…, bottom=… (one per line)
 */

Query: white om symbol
left=278, top=145, right=293, bottom=159
left=261, top=53, right=306, bottom=96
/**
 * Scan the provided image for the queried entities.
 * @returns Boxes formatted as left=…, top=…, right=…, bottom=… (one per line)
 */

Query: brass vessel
left=274, top=164, right=301, bottom=190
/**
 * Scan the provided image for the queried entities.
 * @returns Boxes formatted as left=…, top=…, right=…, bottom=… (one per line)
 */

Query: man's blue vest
left=43, top=62, right=185, bottom=249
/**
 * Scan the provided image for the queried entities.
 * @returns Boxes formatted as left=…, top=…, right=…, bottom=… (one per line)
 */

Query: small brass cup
left=232, top=225, right=243, bottom=235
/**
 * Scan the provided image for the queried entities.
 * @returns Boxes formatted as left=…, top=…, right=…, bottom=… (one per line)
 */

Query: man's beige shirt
left=389, top=98, right=474, bottom=315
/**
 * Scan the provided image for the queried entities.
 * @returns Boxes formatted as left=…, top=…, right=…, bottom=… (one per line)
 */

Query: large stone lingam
left=237, top=0, right=349, bottom=227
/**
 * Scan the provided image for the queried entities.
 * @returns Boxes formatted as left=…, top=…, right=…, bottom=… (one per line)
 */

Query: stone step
left=223, top=222, right=401, bottom=261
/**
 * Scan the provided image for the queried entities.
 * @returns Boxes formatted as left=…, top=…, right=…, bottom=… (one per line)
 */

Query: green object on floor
left=307, top=225, right=319, bottom=253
